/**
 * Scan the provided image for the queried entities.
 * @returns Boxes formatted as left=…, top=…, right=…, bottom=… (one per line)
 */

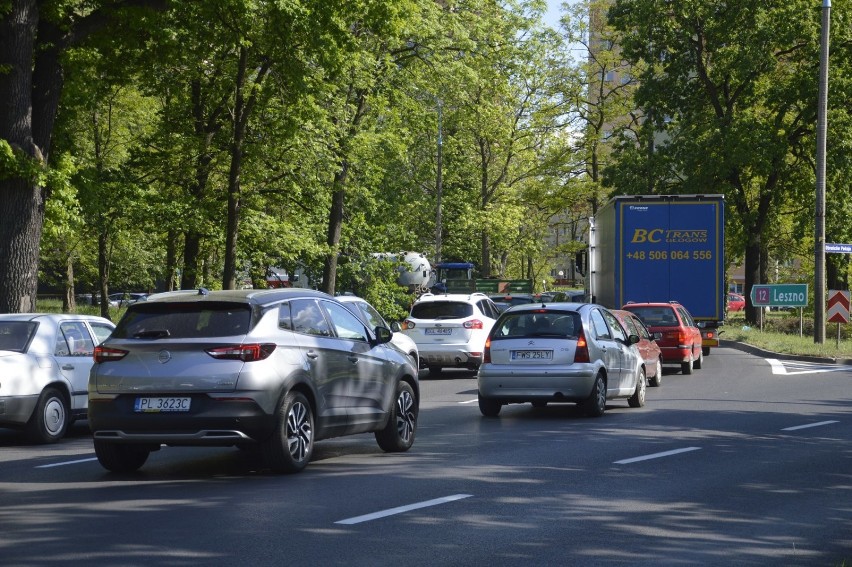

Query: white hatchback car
left=0, top=313, right=115, bottom=442
left=401, top=292, right=501, bottom=375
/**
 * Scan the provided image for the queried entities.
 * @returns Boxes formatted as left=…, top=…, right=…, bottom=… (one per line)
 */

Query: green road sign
left=750, top=284, right=808, bottom=307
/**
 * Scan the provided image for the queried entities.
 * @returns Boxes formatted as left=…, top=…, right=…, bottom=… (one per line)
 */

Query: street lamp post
left=814, top=0, right=830, bottom=344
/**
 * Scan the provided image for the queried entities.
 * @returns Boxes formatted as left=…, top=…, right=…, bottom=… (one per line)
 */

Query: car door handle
left=62, top=364, right=74, bottom=370
left=306, top=351, right=318, bottom=359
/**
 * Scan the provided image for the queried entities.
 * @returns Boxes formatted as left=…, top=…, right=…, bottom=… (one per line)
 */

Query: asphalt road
left=1, top=347, right=849, bottom=566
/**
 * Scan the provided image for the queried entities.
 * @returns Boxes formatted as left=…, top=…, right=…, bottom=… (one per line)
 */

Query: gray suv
left=88, top=288, right=419, bottom=474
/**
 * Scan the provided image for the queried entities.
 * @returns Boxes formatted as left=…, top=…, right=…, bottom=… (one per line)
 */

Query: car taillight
left=402, top=320, right=415, bottom=330
left=464, top=319, right=484, bottom=330
left=483, top=337, right=491, bottom=363
left=93, top=345, right=128, bottom=363
left=678, top=330, right=689, bottom=344
left=574, top=330, right=590, bottom=363
left=205, top=343, right=276, bottom=362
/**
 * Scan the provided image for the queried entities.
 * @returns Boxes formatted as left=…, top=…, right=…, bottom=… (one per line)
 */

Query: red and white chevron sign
left=827, top=290, right=850, bottom=324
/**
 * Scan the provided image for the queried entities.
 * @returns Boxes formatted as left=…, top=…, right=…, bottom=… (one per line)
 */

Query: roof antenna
left=197, top=287, right=209, bottom=296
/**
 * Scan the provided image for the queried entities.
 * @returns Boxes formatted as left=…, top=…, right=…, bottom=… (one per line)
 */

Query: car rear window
left=0, top=321, right=38, bottom=352
left=112, top=302, right=253, bottom=339
left=624, top=306, right=678, bottom=326
left=491, top=311, right=581, bottom=339
left=410, top=301, right=474, bottom=320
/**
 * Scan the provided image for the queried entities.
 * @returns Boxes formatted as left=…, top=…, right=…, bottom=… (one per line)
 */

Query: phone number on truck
left=626, top=250, right=713, bottom=260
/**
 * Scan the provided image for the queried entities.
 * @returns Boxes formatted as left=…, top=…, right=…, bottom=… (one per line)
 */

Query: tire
left=649, top=357, right=662, bottom=387
left=681, top=356, right=694, bottom=375
left=26, top=387, right=69, bottom=443
left=694, top=349, right=704, bottom=370
left=583, top=373, right=606, bottom=417
left=628, top=367, right=646, bottom=408
left=94, top=440, right=150, bottom=472
left=702, top=346, right=710, bottom=356
left=264, top=391, right=314, bottom=474
left=478, top=394, right=502, bottom=417
left=376, top=381, right=418, bottom=452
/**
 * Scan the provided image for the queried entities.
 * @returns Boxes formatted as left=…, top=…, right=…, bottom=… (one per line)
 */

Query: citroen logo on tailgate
left=158, top=350, right=172, bottom=364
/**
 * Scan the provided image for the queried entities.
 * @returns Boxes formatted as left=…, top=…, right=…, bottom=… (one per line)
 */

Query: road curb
left=719, top=339, right=852, bottom=365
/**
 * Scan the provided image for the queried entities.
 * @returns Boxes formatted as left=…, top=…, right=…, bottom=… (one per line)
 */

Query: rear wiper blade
left=133, top=329, right=171, bottom=339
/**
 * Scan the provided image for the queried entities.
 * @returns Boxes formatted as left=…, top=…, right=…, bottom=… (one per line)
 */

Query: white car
left=401, top=292, right=501, bottom=375
left=337, top=295, right=420, bottom=369
left=0, top=313, right=115, bottom=442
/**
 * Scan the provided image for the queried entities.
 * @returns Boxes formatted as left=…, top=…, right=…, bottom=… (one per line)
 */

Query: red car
left=621, top=301, right=703, bottom=375
left=612, top=309, right=664, bottom=387
left=727, top=292, right=745, bottom=312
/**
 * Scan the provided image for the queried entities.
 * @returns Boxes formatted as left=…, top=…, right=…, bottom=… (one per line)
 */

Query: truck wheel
left=681, top=356, right=694, bottom=375
left=26, top=387, right=69, bottom=444
left=583, top=373, right=607, bottom=417
left=628, top=368, right=646, bottom=408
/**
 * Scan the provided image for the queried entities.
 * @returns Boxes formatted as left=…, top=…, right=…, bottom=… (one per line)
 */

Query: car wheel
left=26, top=387, right=69, bottom=443
left=531, top=401, right=547, bottom=408
left=649, top=357, right=662, bottom=387
left=694, top=349, right=704, bottom=369
left=582, top=373, right=606, bottom=417
left=375, top=381, right=418, bottom=452
left=478, top=394, right=502, bottom=417
left=681, top=356, right=694, bottom=375
left=265, top=391, right=314, bottom=474
left=628, top=367, right=646, bottom=408
left=93, top=440, right=150, bottom=472
left=428, top=365, right=442, bottom=376
left=702, top=346, right=710, bottom=356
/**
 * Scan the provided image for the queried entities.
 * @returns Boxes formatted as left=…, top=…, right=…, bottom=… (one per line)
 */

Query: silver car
left=477, top=303, right=646, bottom=417
left=0, top=313, right=115, bottom=442
left=336, top=295, right=421, bottom=370
left=88, top=288, right=419, bottom=474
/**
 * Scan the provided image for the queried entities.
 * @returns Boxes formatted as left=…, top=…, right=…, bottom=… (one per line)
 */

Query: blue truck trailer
left=588, top=194, right=726, bottom=350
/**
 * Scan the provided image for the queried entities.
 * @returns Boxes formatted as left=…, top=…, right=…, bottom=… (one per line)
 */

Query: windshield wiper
left=133, top=329, right=171, bottom=339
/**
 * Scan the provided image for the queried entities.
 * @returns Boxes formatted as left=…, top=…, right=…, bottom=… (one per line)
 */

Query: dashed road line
left=35, top=457, right=98, bottom=469
left=614, top=447, right=701, bottom=465
left=335, top=494, right=472, bottom=525
left=782, top=420, right=839, bottom=431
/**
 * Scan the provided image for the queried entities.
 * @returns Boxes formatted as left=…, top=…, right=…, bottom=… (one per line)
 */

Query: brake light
left=93, top=345, right=128, bottom=363
left=705, top=330, right=715, bottom=339
left=678, top=330, right=689, bottom=344
left=483, top=337, right=491, bottom=363
left=402, top=320, right=415, bottom=330
left=205, top=343, right=276, bottom=362
left=464, top=319, right=484, bottom=330
left=574, top=330, right=590, bottom=363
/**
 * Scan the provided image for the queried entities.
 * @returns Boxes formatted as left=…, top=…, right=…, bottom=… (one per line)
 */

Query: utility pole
left=814, top=0, right=830, bottom=343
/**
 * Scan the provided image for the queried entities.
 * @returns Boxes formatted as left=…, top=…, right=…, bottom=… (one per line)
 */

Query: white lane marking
left=767, top=358, right=851, bottom=375
left=614, top=447, right=701, bottom=465
left=782, top=420, right=839, bottom=431
left=335, top=494, right=472, bottom=525
left=35, top=457, right=98, bottom=469
left=459, top=399, right=478, bottom=404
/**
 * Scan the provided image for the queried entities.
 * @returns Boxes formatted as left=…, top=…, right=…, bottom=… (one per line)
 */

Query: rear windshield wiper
left=132, top=329, right=171, bottom=339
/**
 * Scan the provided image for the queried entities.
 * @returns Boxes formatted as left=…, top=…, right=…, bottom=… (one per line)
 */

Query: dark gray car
left=88, top=288, right=419, bottom=473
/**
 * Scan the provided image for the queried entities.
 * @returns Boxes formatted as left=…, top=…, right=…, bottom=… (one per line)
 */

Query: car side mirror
left=390, top=321, right=402, bottom=332
left=374, top=326, right=392, bottom=345
left=628, top=334, right=640, bottom=345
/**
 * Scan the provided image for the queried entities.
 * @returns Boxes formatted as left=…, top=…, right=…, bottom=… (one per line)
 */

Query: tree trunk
left=63, top=255, right=76, bottom=312
left=98, top=231, right=110, bottom=319
left=322, top=177, right=347, bottom=295
left=182, top=232, right=201, bottom=290
left=165, top=230, right=178, bottom=291
left=743, top=237, right=761, bottom=325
